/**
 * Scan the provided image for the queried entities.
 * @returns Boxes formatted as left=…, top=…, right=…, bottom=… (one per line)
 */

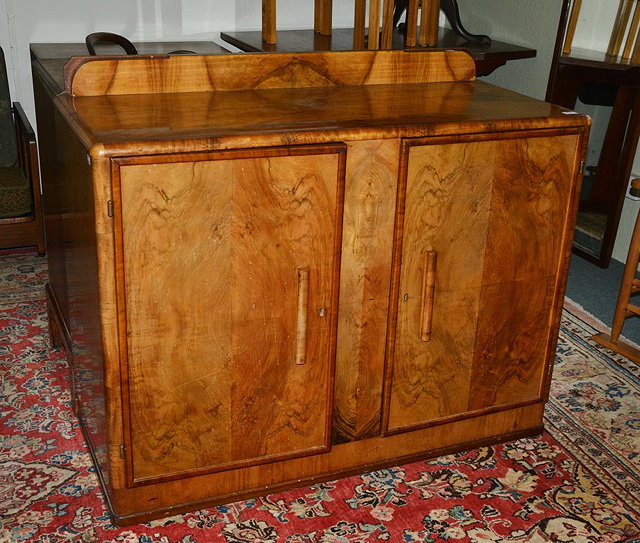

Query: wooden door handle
left=420, top=250, right=437, bottom=342
left=295, top=267, right=309, bottom=365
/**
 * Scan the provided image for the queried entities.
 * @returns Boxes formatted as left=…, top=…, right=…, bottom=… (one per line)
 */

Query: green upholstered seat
left=0, top=47, right=17, bottom=168
left=0, top=47, right=31, bottom=219
left=0, top=167, right=31, bottom=218
left=0, top=45, right=43, bottom=254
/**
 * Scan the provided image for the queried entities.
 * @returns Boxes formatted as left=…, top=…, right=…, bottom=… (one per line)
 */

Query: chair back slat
left=562, top=0, right=640, bottom=64
left=562, top=0, right=582, bottom=55
left=260, top=0, right=440, bottom=51
left=632, top=19, right=640, bottom=62
left=622, top=1, right=640, bottom=60
left=367, top=0, right=382, bottom=49
left=404, top=0, right=420, bottom=47
left=608, top=0, right=634, bottom=57
left=380, top=0, right=396, bottom=49
left=426, top=0, right=440, bottom=45
left=315, top=0, right=333, bottom=36
left=262, top=0, right=277, bottom=45
left=354, top=0, right=367, bottom=48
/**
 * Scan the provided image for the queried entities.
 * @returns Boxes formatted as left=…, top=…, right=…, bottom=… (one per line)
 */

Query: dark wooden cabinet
left=32, top=45, right=589, bottom=525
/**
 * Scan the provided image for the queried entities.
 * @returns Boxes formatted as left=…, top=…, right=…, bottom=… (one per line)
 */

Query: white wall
left=571, top=0, right=620, bottom=51
left=456, top=0, right=563, bottom=99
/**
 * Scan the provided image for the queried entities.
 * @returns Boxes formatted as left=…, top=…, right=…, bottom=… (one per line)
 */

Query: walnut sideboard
left=31, top=44, right=590, bottom=525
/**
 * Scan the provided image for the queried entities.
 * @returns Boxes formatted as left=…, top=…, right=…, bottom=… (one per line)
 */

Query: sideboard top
left=31, top=44, right=590, bottom=155
left=64, top=49, right=476, bottom=96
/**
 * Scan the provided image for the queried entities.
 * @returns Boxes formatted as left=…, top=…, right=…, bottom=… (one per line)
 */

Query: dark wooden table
left=221, top=27, right=536, bottom=77
left=547, top=47, right=640, bottom=268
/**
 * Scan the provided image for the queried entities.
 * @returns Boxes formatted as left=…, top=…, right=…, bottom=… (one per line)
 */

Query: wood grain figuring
left=67, top=50, right=476, bottom=96
left=461, top=135, right=575, bottom=413
left=114, top=146, right=345, bottom=483
left=108, top=403, right=544, bottom=523
left=385, top=140, right=496, bottom=433
left=482, top=135, right=576, bottom=287
left=68, top=80, right=478, bottom=140
left=62, top=82, right=590, bottom=155
left=469, top=278, right=554, bottom=411
left=333, top=139, right=399, bottom=443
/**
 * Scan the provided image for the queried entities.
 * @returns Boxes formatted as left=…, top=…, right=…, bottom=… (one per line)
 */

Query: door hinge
left=107, top=200, right=114, bottom=217
left=119, top=444, right=125, bottom=459
left=547, top=364, right=554, bottom=376
left=578, top=160, right=585, bottom=175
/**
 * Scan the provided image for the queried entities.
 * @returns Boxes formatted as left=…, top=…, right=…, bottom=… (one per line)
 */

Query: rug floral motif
left=0, top=249, right=638, bottom=542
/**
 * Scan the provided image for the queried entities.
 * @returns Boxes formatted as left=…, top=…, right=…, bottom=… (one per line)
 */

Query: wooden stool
left=592, top=179, right=640, bottom=362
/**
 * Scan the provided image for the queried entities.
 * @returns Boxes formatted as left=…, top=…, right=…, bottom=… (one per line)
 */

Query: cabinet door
left=384, top=133, right=579, bottom=434
left=112, top=145, right=345, bottom=484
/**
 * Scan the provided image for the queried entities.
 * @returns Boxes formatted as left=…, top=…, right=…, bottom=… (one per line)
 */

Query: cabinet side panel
left=333, top=139, right=399, bottom=442
left=386, top=141, right=496, bottom=432
left=118, top=148, right=343, bottom=482
left=50, top=107, right=110, bottom=481
left=469, top=135, right=579, bottom=409
left=34, top=73, right=69, bottom=325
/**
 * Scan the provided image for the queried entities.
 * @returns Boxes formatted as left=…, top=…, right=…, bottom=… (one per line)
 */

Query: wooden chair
left=592, top=179, right=640, bottom=363
left=0, top=47, right=44, bottom=255
left=563, top=0, right=640, bottom=62
left=85, top=32, right=138, bottom=55
left=261, top=0, right=441, bottom=49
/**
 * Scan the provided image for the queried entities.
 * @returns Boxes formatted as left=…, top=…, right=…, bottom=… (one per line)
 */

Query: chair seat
left=0, top=166, right=32, bottom=219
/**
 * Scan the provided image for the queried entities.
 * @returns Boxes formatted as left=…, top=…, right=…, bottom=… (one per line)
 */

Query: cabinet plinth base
left=110, top=424, right=544, bottom=526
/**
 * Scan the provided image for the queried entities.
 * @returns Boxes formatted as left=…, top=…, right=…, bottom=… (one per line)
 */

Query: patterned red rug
left=1, top=249, right=639, bottom=543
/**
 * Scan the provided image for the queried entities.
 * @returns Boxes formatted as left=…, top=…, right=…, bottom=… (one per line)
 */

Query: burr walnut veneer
left=31, top=44, right=590, bottom=525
